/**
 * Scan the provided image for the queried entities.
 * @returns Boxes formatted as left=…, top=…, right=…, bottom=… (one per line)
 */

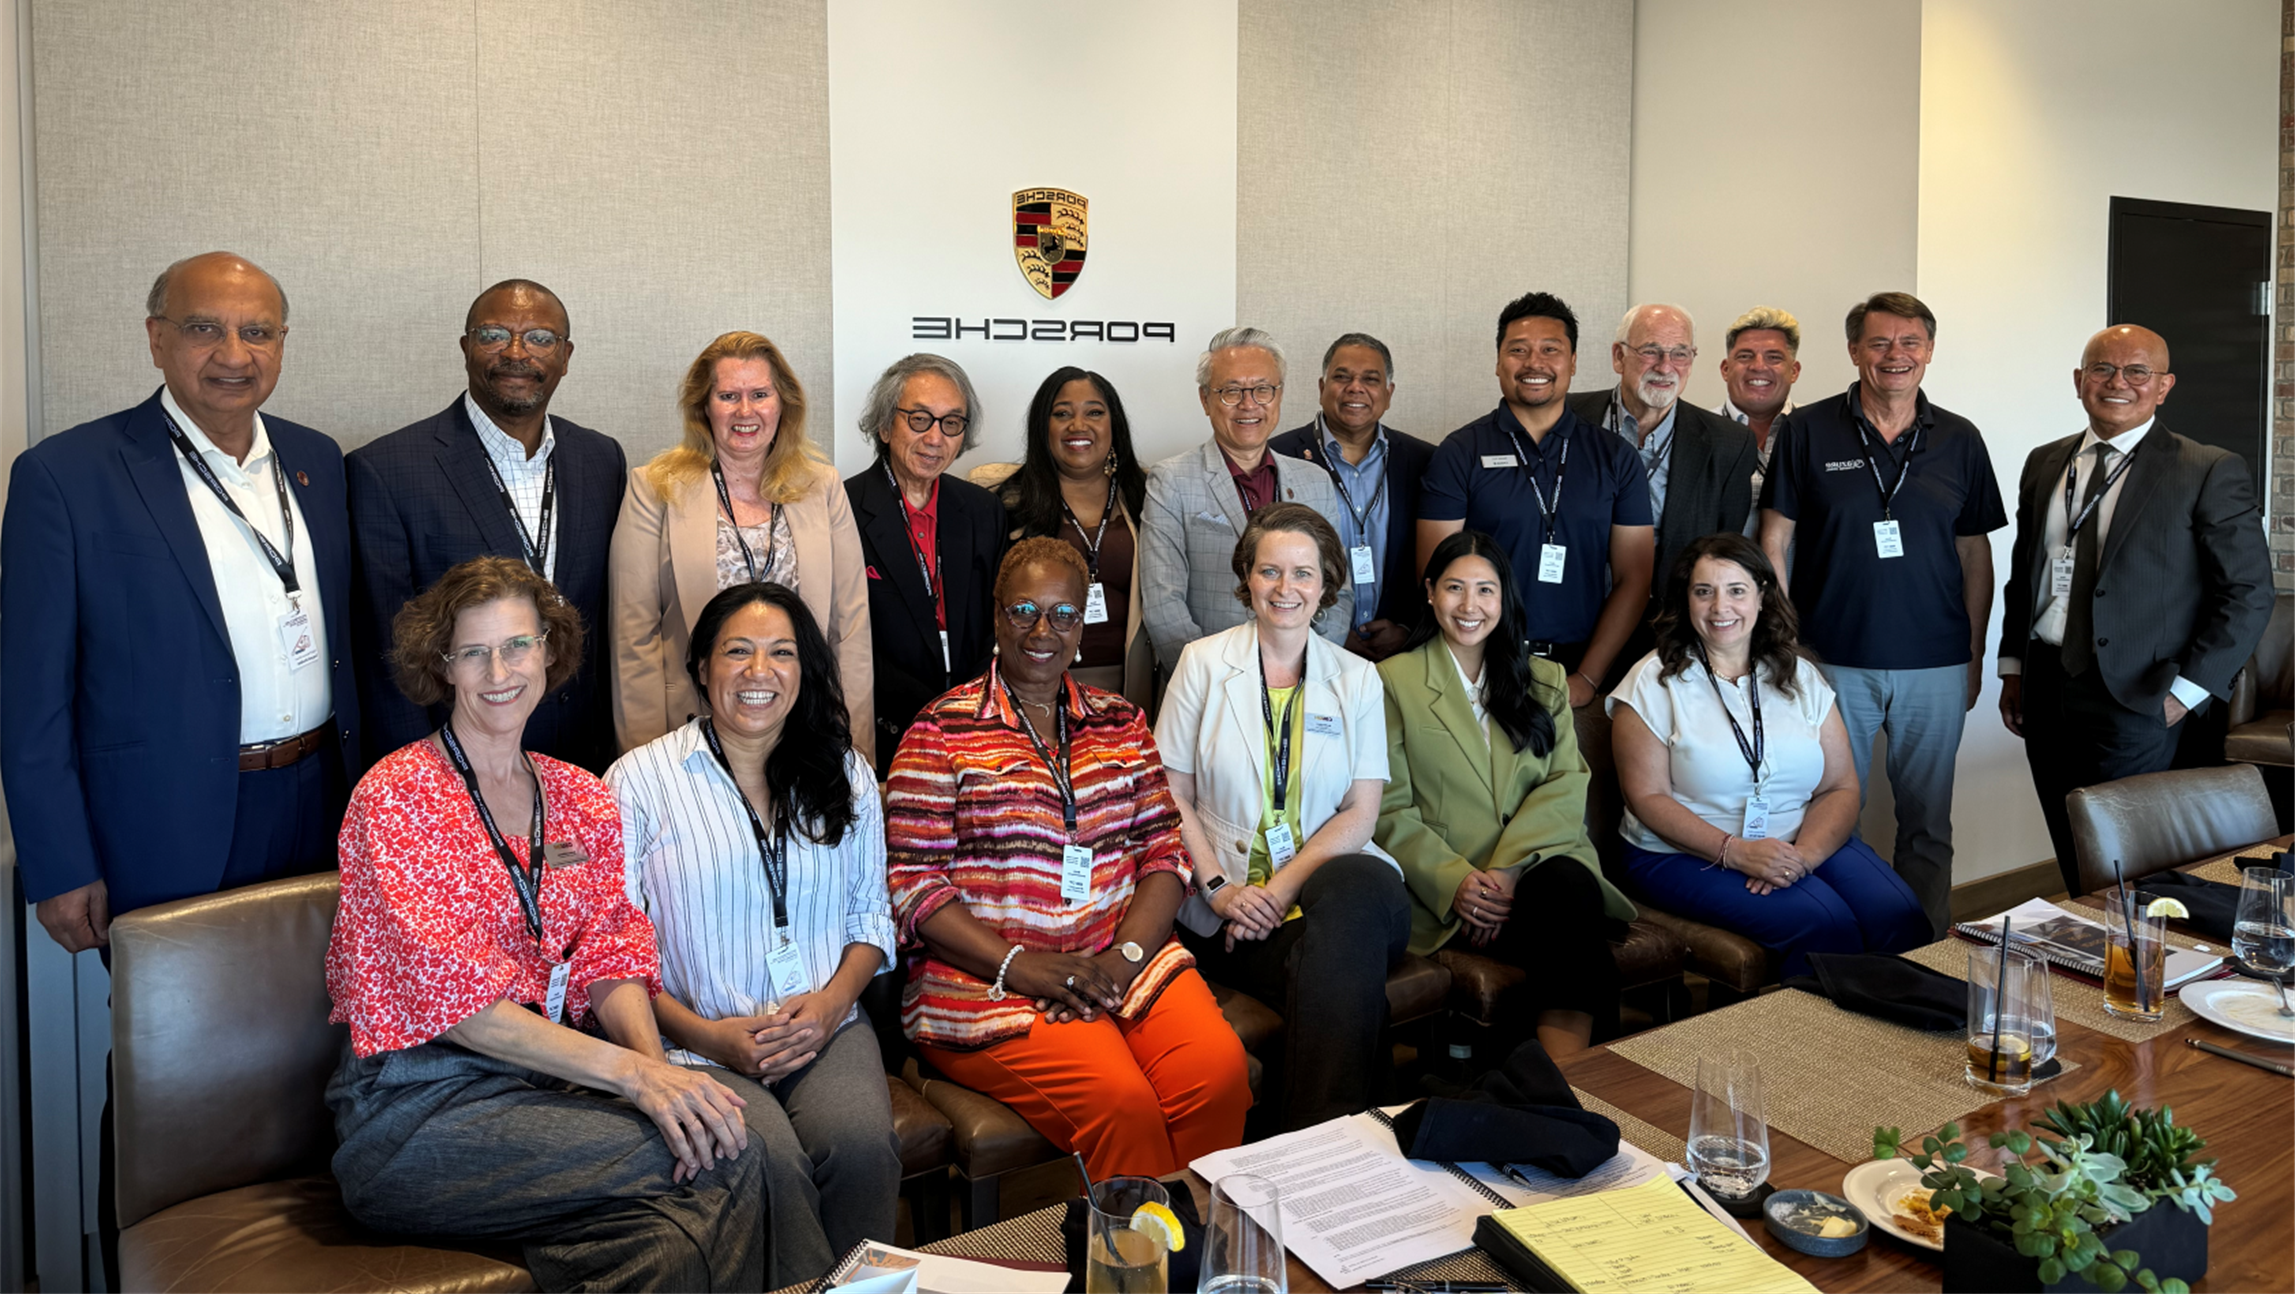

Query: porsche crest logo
left=1013, top=188, right=1088, bottom=300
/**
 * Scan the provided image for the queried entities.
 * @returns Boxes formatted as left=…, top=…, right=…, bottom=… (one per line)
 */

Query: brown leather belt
left=239, top=724, right=329, bottom=772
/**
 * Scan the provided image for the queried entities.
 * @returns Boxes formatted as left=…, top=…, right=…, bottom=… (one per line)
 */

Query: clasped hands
left=1208, top=872, right=1297, bottom=952
left=1008, top=947, right=1141, bottom=1025
left=1452, top=867, right=1518, bottom=946
left=700, top=989, right=850, bottom=1082
left=1727, top=836, right=1810, bottom=895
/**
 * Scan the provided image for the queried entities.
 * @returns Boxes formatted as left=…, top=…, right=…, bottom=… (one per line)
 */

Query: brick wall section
left=2276, top=0, right=2294, bottom=587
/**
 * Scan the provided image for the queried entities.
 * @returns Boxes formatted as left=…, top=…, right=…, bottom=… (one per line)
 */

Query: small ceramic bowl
left=1763, top=1188, right=1870, bottom=1257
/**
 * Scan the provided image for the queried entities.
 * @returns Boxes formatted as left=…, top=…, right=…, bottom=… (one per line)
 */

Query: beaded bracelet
left=986, top=945, right=1025, bottom=1001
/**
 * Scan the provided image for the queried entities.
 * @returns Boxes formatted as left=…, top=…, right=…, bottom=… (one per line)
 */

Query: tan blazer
left=608, top=460, right=875, bottom=760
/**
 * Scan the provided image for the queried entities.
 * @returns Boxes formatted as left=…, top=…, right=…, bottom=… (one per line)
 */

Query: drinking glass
left=1686, top=1051, right=1769, bottom=1203
left=2102, top=886, right=2167, bottom=1023
left=1086, top=1177, right=1170, bottom=1294
left=2232, top=867, right=2295, bottom=980
left=1200, top=1174, right=1286, bottom=1294
left=1966, top=946, right=2047, bottom=1094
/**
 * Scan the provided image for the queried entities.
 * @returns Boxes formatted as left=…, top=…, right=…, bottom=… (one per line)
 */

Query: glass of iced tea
left=1085, top=1177, right=1171, bottom=1294
left=1965, top=946, right=2047, bottom=1095
left=2103, top=887, right=2167, bottom=1023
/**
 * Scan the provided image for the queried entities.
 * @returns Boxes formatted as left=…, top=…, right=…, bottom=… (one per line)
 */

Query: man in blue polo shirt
left=1419, top=291, right=1654, bottom=708
left=1758, top=291, right=2005, bottom=935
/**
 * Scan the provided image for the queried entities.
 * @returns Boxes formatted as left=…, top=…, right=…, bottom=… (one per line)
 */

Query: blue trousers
left=1822, top=662, right=1968, bottom=938
left=1624, top=836, right=1930, bottom=979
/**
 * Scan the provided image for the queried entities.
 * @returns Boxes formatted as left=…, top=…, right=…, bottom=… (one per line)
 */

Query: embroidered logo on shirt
left=1823, top=458, right=1868, bottom=472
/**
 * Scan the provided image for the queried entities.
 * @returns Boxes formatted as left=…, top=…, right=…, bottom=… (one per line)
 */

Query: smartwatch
left=1202, top=874, right=1230, bottom=897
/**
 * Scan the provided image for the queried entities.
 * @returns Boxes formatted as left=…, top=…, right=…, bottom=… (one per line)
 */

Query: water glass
left=2102, top=886, right=2167, bottom=1023
left=1086, top=1177, right=1170, bottom=1294
left=1200, top=1173, right=1286, bottom=1294
left=1965, top=946, right=2048, bottom=1094
left=1686, top=1051, right=1769, bottom=1203
left=2232, top=867, right=2295, bottom=979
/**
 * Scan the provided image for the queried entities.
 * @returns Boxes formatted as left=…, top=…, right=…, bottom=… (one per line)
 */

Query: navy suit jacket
left=1, top=390, right=361, bottom=913
left=345, top=399, right=626, bottom=772
left=1268, top=421, right=1438, bottom=626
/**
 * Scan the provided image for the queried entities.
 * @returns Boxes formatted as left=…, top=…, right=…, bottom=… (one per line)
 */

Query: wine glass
left=1199, top=1174, right=1285, bottom=1294
left=2233, top=867, right=2295, bottom=979
left=1686, top=1051, right=1769, bottom=1205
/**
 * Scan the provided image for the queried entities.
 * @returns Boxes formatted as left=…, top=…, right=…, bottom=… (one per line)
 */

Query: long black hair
left=1651, top=532, right=1803, bottom=699
left=999, top=367, right=1148, bottom=538
left=1401, top=530, right=1558, bottom=757
left=683, top=582, right=858, bottom=845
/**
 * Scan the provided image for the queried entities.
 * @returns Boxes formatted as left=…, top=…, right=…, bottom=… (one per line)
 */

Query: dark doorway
left=2106, top=197, right=2272, bottom=486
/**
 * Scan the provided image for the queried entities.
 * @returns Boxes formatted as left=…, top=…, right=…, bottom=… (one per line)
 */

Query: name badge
left=543, top=839, right=588, bottom=869
left=1305, top=712, right=1342, bottom=737
left=1350, top=544, right=1378, bottom=586
left=1061, top=844, right=1095, bottom=904
left=1264, top=821, right=1298, bottom=867
left=939, top=629, right=951, bottom=673
left=1741, top=795, right=1772, bottom=842
left=2050, top=546, right=2076, bottom=599
left=1537, top=543, right=1568, bottom=584
left=1083, top=582, right=1110, bottom=625
left=765, top=932, right=811, bottom=1001
left=545, top=960, right=571, bottom=1025
left=279, top=600, right=319, bottom=671
left=1480, top=454, right=1520, bottom=469
left=1873, top=519, right=1904, bottom=559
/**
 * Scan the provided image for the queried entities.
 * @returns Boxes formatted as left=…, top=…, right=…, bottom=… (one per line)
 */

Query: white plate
left=2181, top=979, right=2295, bottom=1045
left=1841, top=1157, right=1999, bottom=1252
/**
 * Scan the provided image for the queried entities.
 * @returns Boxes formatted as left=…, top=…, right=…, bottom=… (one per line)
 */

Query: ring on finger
left=1064, top=973, right=1076, bottom=988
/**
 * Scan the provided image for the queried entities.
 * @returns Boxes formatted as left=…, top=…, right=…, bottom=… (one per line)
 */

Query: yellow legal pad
left=1485, top=1176, right=1820, bottom=1294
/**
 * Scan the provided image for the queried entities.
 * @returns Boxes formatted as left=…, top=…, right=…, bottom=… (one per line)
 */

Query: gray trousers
left=681, top=1014, right=902, bottom=1280
left=1823, top=662, right=1968, bottom=938
left=327, top=1041, right=765, bottom=1293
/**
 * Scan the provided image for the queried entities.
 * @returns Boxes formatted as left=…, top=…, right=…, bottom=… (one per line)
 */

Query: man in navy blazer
left=346, top=280, right=626, bottom=772
left=2, top=252, right=361, bottom=953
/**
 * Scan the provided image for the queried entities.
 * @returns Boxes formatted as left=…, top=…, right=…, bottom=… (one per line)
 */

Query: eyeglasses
left=894, top=407, right=970, bottom=437
left=2083, top=362, right=2164, bottom=385
left=1631, top=345, right=1697, bottom=366
left=442, top=632, right=548, bottom=672
left=1002, top=599, right=1083, bottom=634
left=1212, top=383, right=1281, bottom=407
left=155, top=317, right=284, bottom=349
left=466, top=326, right=566, bottom=352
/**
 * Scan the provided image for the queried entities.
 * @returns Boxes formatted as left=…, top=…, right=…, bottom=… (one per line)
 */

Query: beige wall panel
left=1238, top=0, right=1632, bottom=442
left=31, top=1, right=479, bottom=443
left=474, top=1, right=832, bottom=466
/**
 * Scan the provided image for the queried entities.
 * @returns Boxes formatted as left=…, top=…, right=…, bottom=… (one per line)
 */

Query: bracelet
left=1573, top=671, right=1599, bottom=692
left=1716, top=834, right=1736, bottom=870
left=986, top=945, right=1024, bottom=1002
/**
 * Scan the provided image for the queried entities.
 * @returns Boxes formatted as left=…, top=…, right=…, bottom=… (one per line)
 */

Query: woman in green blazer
left=1374, top=530, right=1636, bottom=1058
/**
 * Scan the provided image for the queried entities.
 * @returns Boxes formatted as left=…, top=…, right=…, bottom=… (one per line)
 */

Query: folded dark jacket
left=1785, top=951, right=1964, bottom=1031
left=1389, top=1040, right=1620, bottom=1178
left=2145, top=862, right=2289, bottom=943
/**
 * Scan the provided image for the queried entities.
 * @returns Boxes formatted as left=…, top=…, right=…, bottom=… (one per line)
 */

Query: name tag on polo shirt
left=1741, top=795, right=1772, bottom=841
left=1873, top=520, right=1904, bottom=559
left=1480, top=454, right=1520, bottom=469
left=280, top=601, right=319, bottom=671
left=1305, top=712, right=1342, bottom=737
left=765, top=931, right=811, bottom=1001
left=545, top=960, right=571, bottom=1025
left=1061, top=844, right=1095, bottom=904
left=1538, top=543, right=1567, bottom=584
left=1349, top=545, right=1377, bottom=586
left=2050, top=546, right=2076, bottom=598
left=1083, top=582, right=1110, bottom=625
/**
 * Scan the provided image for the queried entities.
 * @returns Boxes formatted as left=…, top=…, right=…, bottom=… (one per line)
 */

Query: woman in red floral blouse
left=323, top=556, right=768, bottom=1293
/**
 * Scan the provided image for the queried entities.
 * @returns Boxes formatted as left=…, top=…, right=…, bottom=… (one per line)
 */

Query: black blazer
left=1567, top=389, right=1756, bottom=600
left=844, top=466, right=1009, bottom=774
left=2001, top=419, right=2273, bottom=713
left=345, top=398, right=627, bottom=772
left=1268, top=421, right=1439, bottom=626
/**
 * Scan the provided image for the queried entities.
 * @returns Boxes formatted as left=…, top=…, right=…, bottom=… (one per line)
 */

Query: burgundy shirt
left=1227, top=450, right=1280, bottom=515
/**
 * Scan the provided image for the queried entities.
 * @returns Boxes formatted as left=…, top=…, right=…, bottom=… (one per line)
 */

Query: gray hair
left=1196, top=326, right=1286, bottom=389
left=1613, top=303, right=1694, bottom=345
left=146, top=252, right=290, bottom=324
left=1726, top=305, right=1801, bottom=353
left=1321, top=332, right=1395, bottom=383
left=858, top=353, right=982, bottom=457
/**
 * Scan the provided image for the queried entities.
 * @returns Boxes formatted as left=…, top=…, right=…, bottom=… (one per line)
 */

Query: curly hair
left=998, top=368, right=1148, bottom=541
left=1650, top=533, right=1802, bottom=700
left=390, top=555, right=584, bottom=707
left=642, top=330, right=824, bottom=503
left=995, top=536, right=1092, bottom=605
left=1230, top=502, right=1345, bottom=615
left=683, top=582, right=858, bottom=846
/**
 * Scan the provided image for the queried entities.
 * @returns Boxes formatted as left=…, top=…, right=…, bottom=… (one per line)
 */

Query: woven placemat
left=2191, top=843, right=2287, bottom=886
left=1574, top=1086, right=1689, bottom=1163
left=1912, top=905, right=2213, bottom=1043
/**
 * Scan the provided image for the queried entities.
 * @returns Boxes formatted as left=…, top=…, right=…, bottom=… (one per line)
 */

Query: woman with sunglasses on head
left=609, top=582, right=900, bottom=1285
left=884, top=539, right=1249, bottom=1179
left=1374, top=531, right=1637, bottom=1062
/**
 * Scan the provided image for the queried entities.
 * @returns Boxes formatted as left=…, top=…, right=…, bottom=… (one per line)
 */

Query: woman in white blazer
left=1156, top=502, right=1409, bottom=1131
left=610, top=331, right=874, bottom=759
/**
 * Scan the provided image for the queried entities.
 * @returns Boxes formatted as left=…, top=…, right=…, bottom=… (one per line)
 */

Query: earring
left=1103, top=450, right=1119, bottom=478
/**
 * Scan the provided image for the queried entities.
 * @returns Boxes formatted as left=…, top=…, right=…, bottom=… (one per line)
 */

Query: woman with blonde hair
left=610, top=331, right=873, bottom=756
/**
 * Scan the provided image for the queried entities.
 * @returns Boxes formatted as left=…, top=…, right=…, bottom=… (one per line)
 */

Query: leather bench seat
left=903, top=1056, right=1054, bottom=1181
left=1384, top=952, right=1452, bottom=1023
left=888, top=1075, right=953, bottom=1178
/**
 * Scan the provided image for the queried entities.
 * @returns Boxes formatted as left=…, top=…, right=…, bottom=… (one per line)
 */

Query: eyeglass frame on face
left=1630, top=344, right=1697, bottom=367
left=893, top=406, right=970, bottom=437
left=466, top=325, right=566, bottom=353
left=442, top=631, right=550, bottom=672
left=2082, top=361, right=2165, bottom=385
left=154, top=316, right=285, bottom=350
left=1211, top=383, right=1281, bottom=407
left=1002, top=599, right=1084, bottom=634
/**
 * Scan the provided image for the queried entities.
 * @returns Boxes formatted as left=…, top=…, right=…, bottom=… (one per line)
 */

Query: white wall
left=1918, top=0, right=2280, bottom=881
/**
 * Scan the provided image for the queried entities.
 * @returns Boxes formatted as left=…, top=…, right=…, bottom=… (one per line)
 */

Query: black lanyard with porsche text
left=700, top=718, right=792, bottom=928
left=1258, top=654, right=1301, bottom=825
left=1003, top=678, right=1078, bottom=835
left=1853, top=417, right=1921, bottom=521
left=1501, top=422, right=1568, bottom=544
left=1316, top=418, right=1388, bottom=540
left=713, top=461, right=777, bottom=583
left=1698, top=649, right=1765, bottom=789
left=479, top=442, right=555, bottom=576
left=1061, top=477, right=1117, bottom=580
left=162, top=409, right=300, bottom=596
left=884, top=463, right=946, bottom=627
left=2062, top=442, right=2137, bottom=540
left=439, top=723, right=548, bottom=945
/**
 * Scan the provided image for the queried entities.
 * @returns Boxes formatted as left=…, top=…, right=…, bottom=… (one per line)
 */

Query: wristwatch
left=1119, top=941, right=1145, bottom=964
left=1202, top=874, right=1229, bottom=897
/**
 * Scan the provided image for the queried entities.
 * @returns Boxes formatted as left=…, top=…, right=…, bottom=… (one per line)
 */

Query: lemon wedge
left=1130, top=1201, right=1185, bottom=1252
left=2145, top=897, right=2191, bottom=920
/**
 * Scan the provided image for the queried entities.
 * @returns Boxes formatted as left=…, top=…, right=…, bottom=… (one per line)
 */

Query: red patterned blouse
left=327, top=739, right=662, bottom=1057
left=887, top=664, right=1195, bottom=1050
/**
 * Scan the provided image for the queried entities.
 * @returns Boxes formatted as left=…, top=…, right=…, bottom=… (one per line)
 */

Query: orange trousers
left=920, top=968, right=1252, bottom=1179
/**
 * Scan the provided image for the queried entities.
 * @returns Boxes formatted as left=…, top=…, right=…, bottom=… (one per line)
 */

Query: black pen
left=2186, top=1036, right=2295, bottom=1077
left=1365, top=1282, right=1511, bottom=1293
left=1500, top=1163, right=1539, bottom=1191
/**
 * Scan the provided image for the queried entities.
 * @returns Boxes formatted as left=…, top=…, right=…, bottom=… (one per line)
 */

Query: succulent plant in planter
left=1874, top=1090, right=2234, bottom=1294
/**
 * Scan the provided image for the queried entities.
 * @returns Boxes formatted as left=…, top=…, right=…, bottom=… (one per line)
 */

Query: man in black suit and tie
left=1267, top=332, right=1436, bottom=661
left=1567, top=303, right=1757, bottom=686
left=347, top=279, right=627, bottom=771
left=1998, top=324, right=2273, bottom=894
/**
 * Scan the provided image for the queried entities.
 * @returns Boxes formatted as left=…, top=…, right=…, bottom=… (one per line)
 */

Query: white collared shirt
left=161, top=387, right=332, bottom=744
left=1605, top=389, right=1677, bottom=522
left=463, top=392, right=559, bottom=581
left=610, top=721, right=896, bottom=1067
left=1444, top=640, right=1491, bottom=741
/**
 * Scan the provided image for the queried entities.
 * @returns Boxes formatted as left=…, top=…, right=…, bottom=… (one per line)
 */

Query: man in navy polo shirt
left=1758, top=291, right=2005, bottom=935
left=1418, top=291, right=1654, bottom=708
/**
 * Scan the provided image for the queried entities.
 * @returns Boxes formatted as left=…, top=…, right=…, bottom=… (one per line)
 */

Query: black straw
left=2115, top=860, right=2149, bottom=1013
left=1988, top=915, right=2012, bottom=1082
left=1073, top=1151, right=1095, bottom=1202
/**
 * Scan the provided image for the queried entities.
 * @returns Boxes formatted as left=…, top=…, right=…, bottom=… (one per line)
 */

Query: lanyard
left=479, top=441, right=555, bottom=576
left=712, top=462, right=778, bottom=583
left=2061, top=442, right=2137, bottom=542
left=439, top=723, right=548, bottom=945
left=1697, top=650, right=1765, bottom=788
left=1060, top=477, right=1117, bottom=579
left=1605, top=392, right=1676, bottom=466
left=699, top=718, right=792, bottom=928
left=1853, top=416, right=1921, bottom=520
left=1002, top=676, right=1077, bottom=835
left=885, top=463, right=946, bottom=629
left=162, top=410, right=300, bottom=596
left=1316, top=418, right=1388, bottom=543
left=1500, top=421, right=1569, bottom=543
left=1258, top=652, right=1302, bottom=825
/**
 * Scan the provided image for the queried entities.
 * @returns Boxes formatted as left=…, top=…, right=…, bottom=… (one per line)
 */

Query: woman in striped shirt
left=610, top=582, right=900, bottom=1283
left=885, top=538, right=1251, bottom=1178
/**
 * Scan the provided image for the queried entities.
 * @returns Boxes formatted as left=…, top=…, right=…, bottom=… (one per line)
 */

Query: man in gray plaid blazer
left=1140, top=327, right=1354, bottom=669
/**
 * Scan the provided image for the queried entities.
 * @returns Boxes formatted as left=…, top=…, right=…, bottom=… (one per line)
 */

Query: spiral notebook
left=1365, top=1106, right=1515, bottom=1207
left=1957, top=898, right=2224, bottom=989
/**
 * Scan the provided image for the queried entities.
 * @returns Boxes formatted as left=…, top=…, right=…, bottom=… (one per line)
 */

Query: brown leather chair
left=2066, top=763, right=2280, bottom=896
left=2227, top=592, right=2292, bottom=772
